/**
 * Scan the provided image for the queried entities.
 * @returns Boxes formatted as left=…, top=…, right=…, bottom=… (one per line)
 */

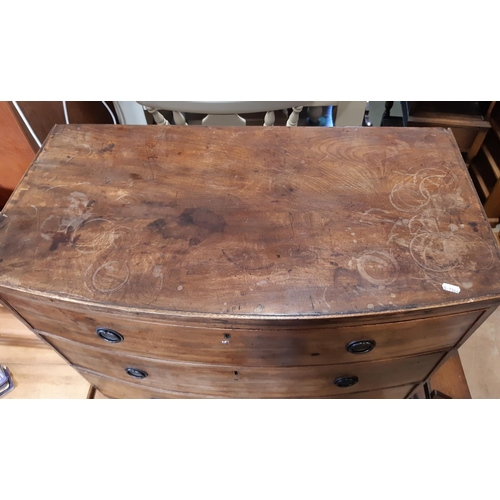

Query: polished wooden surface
left=85, top=371, right=415, bottom=399
left=3, top=291, right=484, bottom=366
left=1, top=125, right=499, bottom=398
left=1, top=126, right=499, bottom=321
left=40, top=333, right=443, bottom=398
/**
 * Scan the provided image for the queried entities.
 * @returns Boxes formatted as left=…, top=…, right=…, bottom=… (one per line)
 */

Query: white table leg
left=145, top=107, right=169, bottom=125
left=264, top=111, right=275, bottom=126
left=172, top=111, right=187, bottom=125
left=286, top=106, right=303, bottom=127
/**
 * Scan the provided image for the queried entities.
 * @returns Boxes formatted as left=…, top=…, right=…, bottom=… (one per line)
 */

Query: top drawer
left=2, top=292, right=484, bottom=366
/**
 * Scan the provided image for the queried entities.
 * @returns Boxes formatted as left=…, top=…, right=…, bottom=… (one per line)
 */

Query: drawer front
left=83, top=371, right=415, bottom=399
left=4, top=293, right=481, bottom=367
left=43, top=334, right=443, bottom=397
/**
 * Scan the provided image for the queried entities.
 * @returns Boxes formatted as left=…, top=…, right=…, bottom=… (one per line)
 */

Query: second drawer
left=42, top=333, right=443, bottom=398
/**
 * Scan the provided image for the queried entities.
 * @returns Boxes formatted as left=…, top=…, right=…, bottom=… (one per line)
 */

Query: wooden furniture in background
left=0, top=102, right=35, bottom=208
left=406, top=101, right=494, bottom=164
left=1, top=125, right=499, bottom=398
left=0, top=101, right=117, bottom=209
left=468, top=104, right=500, bottom=220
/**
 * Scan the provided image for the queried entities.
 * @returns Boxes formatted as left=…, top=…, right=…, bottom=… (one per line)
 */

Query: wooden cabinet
left=406, top=101, right=494, bottom=163
left=1, top=125, right=499, bottom=398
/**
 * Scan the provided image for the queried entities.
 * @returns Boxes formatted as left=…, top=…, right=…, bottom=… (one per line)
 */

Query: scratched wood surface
left=84, top=371, right=416, bottom=399
left=1, top=125, right=500, bottom=322
left=40, top=333, right=443, bottom=398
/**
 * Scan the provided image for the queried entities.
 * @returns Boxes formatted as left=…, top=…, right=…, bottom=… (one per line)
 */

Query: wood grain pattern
left=3, top=292, right=483, bottom=366
left=429, top=351, right=471, bottom=399
left=84, top=371, right=415, bottom=399
left=40, top=333, right=443, bottom=398
left=0, top=101, right=35, bottom=207
left=1, top=344, right=89, bottom=399
left=0, top=125, right=499, bottom=321
left=1, top=125, right=500, bottom=398
left=0, top=305, right=46, bottom=348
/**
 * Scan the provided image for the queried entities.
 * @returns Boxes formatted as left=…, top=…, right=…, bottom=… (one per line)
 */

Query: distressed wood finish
left=1, top=125, right=499, bottom=398
left=0, top=292, right=485, bottom=366
left=40, top=334, right=442, bottom=398
left=85, top=371, right=415, bottom=399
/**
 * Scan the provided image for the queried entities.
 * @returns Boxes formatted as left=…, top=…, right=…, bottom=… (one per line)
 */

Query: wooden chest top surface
left=0, top=125, right=499, bottom=320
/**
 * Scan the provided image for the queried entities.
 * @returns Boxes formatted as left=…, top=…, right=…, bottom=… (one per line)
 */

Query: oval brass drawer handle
left=346, top=340, right=376, bottom=354
left=96, top=328, right=124, bottom=344
left=125, top=367, right=148, bottom=379
left=334, top=376, right=359, bottom=388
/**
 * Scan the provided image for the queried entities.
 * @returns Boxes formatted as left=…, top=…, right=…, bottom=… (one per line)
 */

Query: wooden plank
left=484, top=179, right=500, bottom=218
left=491, top=118, right=500, bottom=142
left=470, top=163, right=490, bottom=198
left=408, top=114, right=492, bottom=128
left=41, top=333, right=444, bottom=398
left=468, top=130, right=488, bottom=162
left=483, top=145, right=500, bottom=180
left=428, top=350, right=471, bottom=398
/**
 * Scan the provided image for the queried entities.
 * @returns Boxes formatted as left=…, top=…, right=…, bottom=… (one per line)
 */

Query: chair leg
left=144, top=106, right=169, bottom=125
left=286, top=106, right=303, bottom=127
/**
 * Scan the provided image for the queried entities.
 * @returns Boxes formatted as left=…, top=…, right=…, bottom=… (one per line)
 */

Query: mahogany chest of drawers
left=1, top=124, right=499, bottom=398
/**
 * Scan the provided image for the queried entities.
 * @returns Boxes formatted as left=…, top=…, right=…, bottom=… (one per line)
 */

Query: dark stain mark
left=277, top=254, right=280, bottom=258
left=288, top=269, right=292, bottom=272
left=130, top=173, right=142, bottom=180
left=143, top=200, right=177, bottom=208
left=49, top=228, right=78, bottom=252
left=178, top=208, right=226, bottom=233
left=147, top=208, right=226, bottom=246
left=310, top=295, right=315, bottom=311
left=224, top=333, right=231, bottom=339
left=18, top=219, right=32, bottom=231
left=468, top=222, right=478, bottom=227
left=99, top=143, right=115, bottom=154
left=233, top=371, right=239, bottom=376
left=473, top=227, right=478, bottom=232
left=222, top=249, right=234, bottom=263
left=177, top=151, right=182, bottom=155
left=330, top=262, right=338, bottom=266
left=86, top=200, right=96, bottom=208
left=148, top=218, right=166, bottom=232
left=288, top=187, right=294, bottom=192
left=271, top=200, right=279, bottom=203
left=311, top=353, right=320, bottom=357
left=0, top=258, right=3, bottom=263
